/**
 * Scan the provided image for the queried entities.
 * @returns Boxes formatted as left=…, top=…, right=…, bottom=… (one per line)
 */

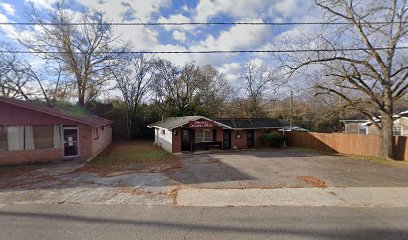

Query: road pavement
left=0, top=204, right=407, bottom=240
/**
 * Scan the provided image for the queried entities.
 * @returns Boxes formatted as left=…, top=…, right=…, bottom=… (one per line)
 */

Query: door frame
left=223, top=129, right=232, bottom=149
left=62, top=125, right=79, bottom=158
left=247, top=129, right=255, bottom=148
left=180, top=128, right=192, bottom=152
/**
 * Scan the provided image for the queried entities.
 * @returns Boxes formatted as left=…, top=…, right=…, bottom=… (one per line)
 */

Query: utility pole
left=290, top=91, right=293, bottom=130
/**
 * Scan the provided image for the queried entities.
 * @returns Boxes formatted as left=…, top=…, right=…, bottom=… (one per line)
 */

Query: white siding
left=155, top=128, right=172, bottom=152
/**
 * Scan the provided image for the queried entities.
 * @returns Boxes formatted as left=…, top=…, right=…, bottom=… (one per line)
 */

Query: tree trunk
left=380, top=112, right=394, bottom=160
left=127, top=110, right=132, bottom=141
left=78, top=94, right=85, bottom=107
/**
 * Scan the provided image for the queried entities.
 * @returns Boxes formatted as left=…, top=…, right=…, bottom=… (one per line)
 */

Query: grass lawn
left=79, top=141, right=183, bottom=176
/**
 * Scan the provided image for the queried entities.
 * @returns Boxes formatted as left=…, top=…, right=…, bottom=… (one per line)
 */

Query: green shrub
left=260, top=133, right=285, bottom=146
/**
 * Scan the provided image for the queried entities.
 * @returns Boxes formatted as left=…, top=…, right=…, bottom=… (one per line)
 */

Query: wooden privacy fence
left=285, top=132, right=408, bottom=161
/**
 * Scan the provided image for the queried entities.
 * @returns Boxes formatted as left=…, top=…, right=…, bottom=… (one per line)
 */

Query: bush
left=260, top=133, right=285, bottom=147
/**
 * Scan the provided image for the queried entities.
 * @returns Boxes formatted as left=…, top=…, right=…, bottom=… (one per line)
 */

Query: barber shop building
left=148, top=116, right=288, bottom=153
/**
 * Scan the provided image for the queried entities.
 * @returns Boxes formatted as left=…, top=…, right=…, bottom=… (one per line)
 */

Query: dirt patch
left=169, top=186, right=183, bottom=206
left=0, top=165, right=40, bottom=179
left=0, top=174, right=58, bottom=189
left=119, top=187, right=153, bottom=195
left=298, top=176, right=327, bottom=188
left=195, top=159, right=220, bottom=164
left=80, top=161, right=183, bottom=177
left=328, top=191, right=337, bottom=196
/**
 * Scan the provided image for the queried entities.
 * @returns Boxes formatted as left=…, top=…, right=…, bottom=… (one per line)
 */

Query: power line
left=0, top=21, right=404, bottom=26
left=1, top=46, right=407, bottom=54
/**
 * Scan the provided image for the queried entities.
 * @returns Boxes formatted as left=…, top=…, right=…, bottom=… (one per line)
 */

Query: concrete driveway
left=1, top=148, right=408, bottom=207
left=0, top=159, right=179, bottom=205
left=166, top=148, right=408, bottom=189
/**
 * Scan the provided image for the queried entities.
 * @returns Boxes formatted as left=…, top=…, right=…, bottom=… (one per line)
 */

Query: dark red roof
left=0, top=97, right=112, bottom=127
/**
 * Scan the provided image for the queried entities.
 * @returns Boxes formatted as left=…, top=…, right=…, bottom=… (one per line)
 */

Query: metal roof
left=214, top=118, right=289, bottom=129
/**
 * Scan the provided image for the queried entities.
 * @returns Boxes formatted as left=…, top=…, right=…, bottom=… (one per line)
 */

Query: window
left=94, top=128, right=99, bottom=140
left=195, top=129, right=213, bottom=142
left=33, top=126, right=54, bottom=149
left=0, top=126, right=7, bottom=151
left=6, top=126, right=24, bottom=151
left=358, top=125, right=367, bottom=135
left=393, top=126, right=402, bottom=136
left=0, top=125, right=56, bottom=152
left=264, top=129, right=271, bottom=133
left=161, top=129, right=165, bottom=135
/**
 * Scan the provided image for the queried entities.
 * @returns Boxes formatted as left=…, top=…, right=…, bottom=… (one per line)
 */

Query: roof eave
left=0, top=98, right=112, bottom=127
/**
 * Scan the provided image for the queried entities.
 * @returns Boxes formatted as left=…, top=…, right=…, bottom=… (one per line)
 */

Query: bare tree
left=287, top=0, right=408, bottom=160
left=0, top=51, right=33, bottom=100
left=113, top=54, right=156, bottom=140
left=241, top=61, right=282, bottom=118
left=22, top=63, right=70, bottom=106
left=153, top=60, right=201, bottom=116
left=152, top=61, right=233, bottom=117
left=20, top=1, right=127, bottom=107
left=195, top=65, right=233, bottom=117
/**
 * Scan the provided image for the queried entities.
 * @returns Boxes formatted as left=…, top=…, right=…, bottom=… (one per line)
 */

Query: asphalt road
left=0, top=204, right=407, bottom=240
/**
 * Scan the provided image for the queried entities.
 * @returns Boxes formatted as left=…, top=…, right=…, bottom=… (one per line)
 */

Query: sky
left=0, top=0, right=319, bottom=88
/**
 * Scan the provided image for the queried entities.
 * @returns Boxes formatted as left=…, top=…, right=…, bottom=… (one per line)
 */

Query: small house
left=148, top=116, right=288, bottom=153
left=0, top=97, right=112, bottom=165
left=341, top=110, right=408, bottom=136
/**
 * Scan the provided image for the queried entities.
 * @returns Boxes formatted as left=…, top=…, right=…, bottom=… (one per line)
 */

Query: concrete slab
left=167, top=149, right=408, bottom=189
left=176, top=187, right=408, bottom=207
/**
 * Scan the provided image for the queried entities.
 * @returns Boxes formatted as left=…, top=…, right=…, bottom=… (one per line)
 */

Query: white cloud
left=181, top=4, right=190, bottom=13
left=25, top=0, right=59, bottom=10
left=158, top=13, right=194, bottom=31
left=272, top=0, right=299, bottom=17
left=76, top=1, right=171, bottom=53
left=218, top=62, right=242, bottom=85
left=172, top=31, right=187, bottom=42
left=249, top=58, right=264, bottom=66
left=0, top=3, right=15, bottom=15
left=194, top=0, right=308, bottom=22
left=192, top=22, right=272, bottom=51
left=77, top=0, right=171, bottom=22
left=152, top=44, right=192, bottom=66
left=0, top=13, right=18, bottom=39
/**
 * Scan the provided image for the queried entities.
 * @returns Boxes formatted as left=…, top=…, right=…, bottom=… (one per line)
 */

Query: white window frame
left=393, top=125, right=402, bottom=136
left=358, top=124, right=368, bottom=135
left=195, top=128, right=213, bottom=143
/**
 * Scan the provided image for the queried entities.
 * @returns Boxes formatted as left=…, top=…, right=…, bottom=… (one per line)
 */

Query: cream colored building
left=342, top=111, right=408, bottom=136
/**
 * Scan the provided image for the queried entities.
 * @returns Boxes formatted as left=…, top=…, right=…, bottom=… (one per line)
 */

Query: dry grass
left=290, top=147, right=408, bottom=168
left=344, top=155, right=408, bottom=168
left=298, top=176, right=327, bottom=188
left=78, top=141, right=183, bottom=176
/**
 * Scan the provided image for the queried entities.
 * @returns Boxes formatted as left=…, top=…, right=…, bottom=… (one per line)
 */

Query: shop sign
left=189, top=120, right=214, bottom=128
